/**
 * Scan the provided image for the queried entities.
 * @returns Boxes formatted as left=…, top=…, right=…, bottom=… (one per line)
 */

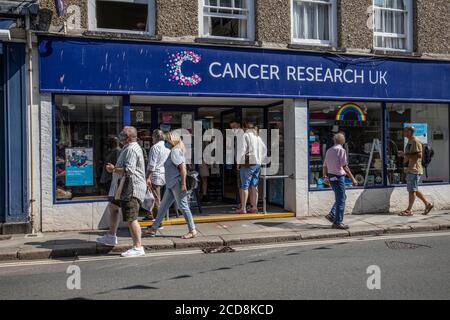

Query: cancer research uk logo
left=167, top=51, right=202, bottom=87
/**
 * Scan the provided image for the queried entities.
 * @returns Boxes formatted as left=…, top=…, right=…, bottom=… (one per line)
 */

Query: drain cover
left=202, top=246, right=236, bottom=254
left=385, top=241, right=431, bottom=250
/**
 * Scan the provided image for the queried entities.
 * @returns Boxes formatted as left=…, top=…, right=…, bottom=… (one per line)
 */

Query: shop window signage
left=39, top=36, right=450, bottom=102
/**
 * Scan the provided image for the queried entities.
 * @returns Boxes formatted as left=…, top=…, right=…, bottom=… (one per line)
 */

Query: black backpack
left=422, top=144, right=434, bottom=168
left=422, top=144, right=434, bottom=177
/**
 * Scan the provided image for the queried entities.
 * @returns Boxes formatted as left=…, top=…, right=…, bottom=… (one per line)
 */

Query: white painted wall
left=309, top=184, right=450, bottom=216
left=284, top=99, right=309, bottom=217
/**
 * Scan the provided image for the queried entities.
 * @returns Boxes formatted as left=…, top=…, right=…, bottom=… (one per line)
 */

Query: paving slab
left=197, top=223, right=232, bottom=236
left=0, top=235, right=12, bottom=241
left=347, top=225, right=385, bottom=237
left=407, top=222, right=441, bottom=232
left=361, top=215, right=427, bottom=226
left=0, top=248, right=18, bottom=261
left=298, top=229, right=350, bottom=240
left=17, top=247, right=53, bottom=260
left=221, top=231, right=301, bottom=246
left=157, top=225, right=196, bottom=237
left=172, top=236, right=224, bottom=249
left=218, top=221, right=268, bottom=234
left=382, top=225, right=413, bottom=234
left=142, top=238, right=175, bottom=251
left=49, top=243, right=98, bottom=258
left=250, top=221, right=299, bottom=233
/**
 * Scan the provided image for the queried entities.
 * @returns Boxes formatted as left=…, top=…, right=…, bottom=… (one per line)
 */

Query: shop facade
left=0, top=41, right=29, bottom=233
left=36, top=35, right=450, bottom=232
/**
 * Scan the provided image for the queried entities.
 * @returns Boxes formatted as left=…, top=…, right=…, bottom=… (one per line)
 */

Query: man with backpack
left=398, top=126, right=434, bottom=216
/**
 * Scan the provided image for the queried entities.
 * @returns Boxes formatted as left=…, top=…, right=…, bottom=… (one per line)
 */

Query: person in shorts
left=96, top=126, right=147, bottom=257
left=398, top=126, right=434, bottom=216
left=236, top=122, right=267, bottom=214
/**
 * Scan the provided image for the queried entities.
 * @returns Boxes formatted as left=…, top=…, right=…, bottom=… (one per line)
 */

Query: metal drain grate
left=385, top=241, right=431, bottom=250
left=202, top=246, right=236, bottom=254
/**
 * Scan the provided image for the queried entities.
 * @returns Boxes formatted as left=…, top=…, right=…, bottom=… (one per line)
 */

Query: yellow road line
left=139, top=212, right=295, bottom=227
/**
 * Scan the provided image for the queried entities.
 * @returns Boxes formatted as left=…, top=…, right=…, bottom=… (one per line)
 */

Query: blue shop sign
left=38, top=36, right=450, bottom=102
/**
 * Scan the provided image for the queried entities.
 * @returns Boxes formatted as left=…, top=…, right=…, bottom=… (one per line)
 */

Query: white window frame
left=88, top=0, right=156, bottom=35
left=198, top=0, right=255, bottom=41
left=372, top=0, right=413, bottom=52
left=291, top=0, right=337, bottom=47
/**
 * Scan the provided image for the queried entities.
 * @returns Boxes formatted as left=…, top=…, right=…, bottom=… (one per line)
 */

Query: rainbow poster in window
left=335, top=103, right=366, bottom=121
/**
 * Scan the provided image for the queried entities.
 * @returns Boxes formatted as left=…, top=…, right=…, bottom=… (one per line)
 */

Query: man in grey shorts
left=97, top=126, right=147, bottom=257
left=398, top=126, right=434, bottom=216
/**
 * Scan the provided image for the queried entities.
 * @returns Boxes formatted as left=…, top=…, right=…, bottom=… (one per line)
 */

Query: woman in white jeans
left=145, top=131, right=197, bottom=239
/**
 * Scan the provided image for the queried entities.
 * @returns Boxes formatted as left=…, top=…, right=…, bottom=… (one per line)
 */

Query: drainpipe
left=25, top=13, right=36, bottom=234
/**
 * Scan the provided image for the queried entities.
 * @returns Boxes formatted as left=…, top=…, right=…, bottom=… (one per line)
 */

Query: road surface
left=1, top=232, right=449, bottom=300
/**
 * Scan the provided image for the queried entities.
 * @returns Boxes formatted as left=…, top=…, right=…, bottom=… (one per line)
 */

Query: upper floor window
left=373, top=0, right=413, bottom=51
left=199, top=0, right=255, bottom=41
left=292, top=0, right=337, bottom=46
left=88, top=0, right=155, bottom=35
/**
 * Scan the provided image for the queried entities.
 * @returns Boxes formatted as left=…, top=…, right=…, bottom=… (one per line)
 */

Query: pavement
left=1, top=211, right=450, bottom=262
left=1, top=232, right=450, bottom=299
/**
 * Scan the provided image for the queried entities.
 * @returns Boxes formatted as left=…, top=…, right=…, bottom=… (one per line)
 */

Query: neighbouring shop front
left=36, top=35, right=450, bottom=232
left=0, top=41, right=28, bottom=233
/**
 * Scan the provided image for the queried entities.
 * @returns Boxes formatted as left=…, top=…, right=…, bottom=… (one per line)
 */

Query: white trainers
left=121, top=246, right=145, bottom=258
left=96, top=234, right=118, bottom=247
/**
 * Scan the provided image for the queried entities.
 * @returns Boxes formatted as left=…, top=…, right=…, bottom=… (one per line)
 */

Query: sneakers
left=121, top=246, right=145, bottom=258
left=96, top=233, right=118, bottom=246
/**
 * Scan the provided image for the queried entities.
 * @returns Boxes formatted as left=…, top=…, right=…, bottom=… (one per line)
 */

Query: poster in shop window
left=404, top=123, right=428, bottom=144
left=65, top=148, right=94, bottom=186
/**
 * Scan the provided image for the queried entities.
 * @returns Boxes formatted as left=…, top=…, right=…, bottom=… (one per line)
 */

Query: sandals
left=235, top=209, right=247, bottom=214
left=399, top=203, right=434, bottom=217
left=247, top=208, right=258, bottom=214
left=423, top=203, right=434, bottom=216
left=398, top=210, right=413, bottom=217
left=182, top=230, right=198, bottom=239
left=143, top=228, right=158, bottom=237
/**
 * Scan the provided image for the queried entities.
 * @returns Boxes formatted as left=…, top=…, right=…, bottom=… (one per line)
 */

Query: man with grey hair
left=323, top=132, right=358, bottom=229
left=97, top=126, right=147, bottom=257
left=146, top=129, right=170, bottom=219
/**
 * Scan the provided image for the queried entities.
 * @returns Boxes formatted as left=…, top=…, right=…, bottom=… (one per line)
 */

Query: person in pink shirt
left=323, top=133, right=358, bottom=229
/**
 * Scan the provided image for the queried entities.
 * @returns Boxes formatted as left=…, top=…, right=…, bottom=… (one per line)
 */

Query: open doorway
left=130, top=96, right=287, bottom=216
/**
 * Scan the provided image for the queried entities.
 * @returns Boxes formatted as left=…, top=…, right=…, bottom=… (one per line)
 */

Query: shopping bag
left=141, top=188, right=155, bottom=212
left=114, top=176, right=126, bottom=201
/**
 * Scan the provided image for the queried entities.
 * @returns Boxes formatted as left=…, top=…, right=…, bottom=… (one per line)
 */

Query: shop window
left=309, top=101, right=384, bottom=189
left=373, top=0, right=413, bottom=51
left=54, top=95, right=122, bottom=202
left=200, top=0, right=255, bottom=41
left=267, top=105, right=285, bottom=206
left=387, top=103, right=449, bottom=185
left=88, top=0, right=155, bottom=34
left=292, top=0, right=337, bottom=46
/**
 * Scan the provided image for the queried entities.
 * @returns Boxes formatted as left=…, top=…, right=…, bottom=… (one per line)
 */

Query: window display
left=55, top=95, right=122, bottom=201
left=387, top=103, right=449, bottom=184
left=309, top=101, right=383, bottom=189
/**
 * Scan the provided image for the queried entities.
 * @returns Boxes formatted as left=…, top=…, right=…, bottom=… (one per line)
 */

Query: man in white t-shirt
left=146, top=129, right=170, bottom=219
left=236, top=122, right=267, bottom=214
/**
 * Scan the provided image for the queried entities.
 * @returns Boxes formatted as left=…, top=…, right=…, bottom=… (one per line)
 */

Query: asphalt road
left=1, top=232, right=449, bottom=300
